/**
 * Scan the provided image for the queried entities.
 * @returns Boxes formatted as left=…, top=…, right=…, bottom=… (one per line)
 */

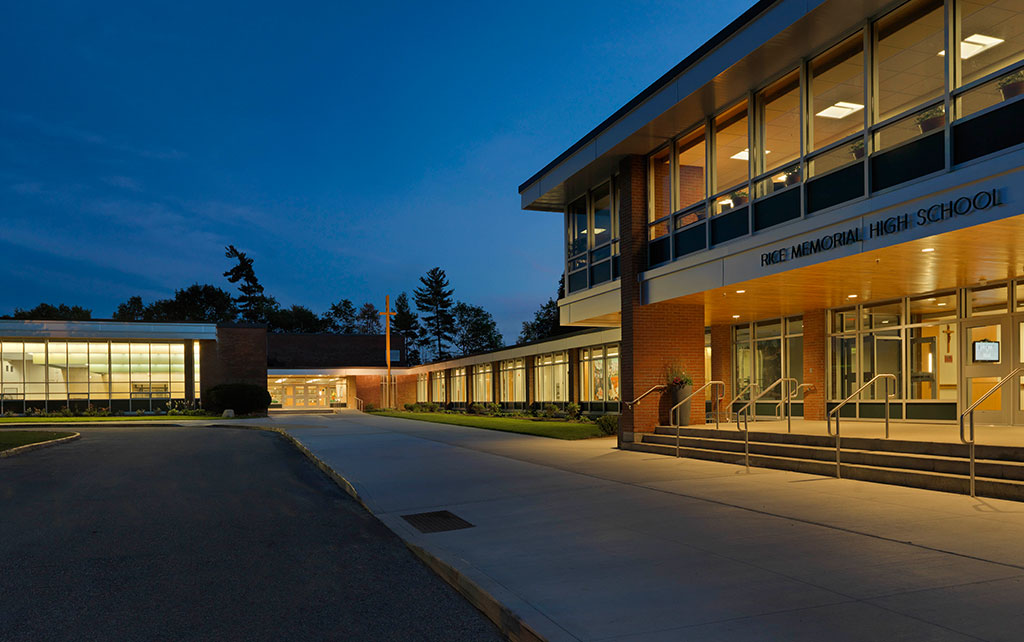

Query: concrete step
left=631, top=434, right=1024, bottom=502
left=652, top=425, right=1024, bottom=462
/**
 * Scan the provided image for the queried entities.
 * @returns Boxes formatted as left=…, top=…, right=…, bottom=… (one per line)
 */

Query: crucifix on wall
left=942, top=324, right=954, bottom=352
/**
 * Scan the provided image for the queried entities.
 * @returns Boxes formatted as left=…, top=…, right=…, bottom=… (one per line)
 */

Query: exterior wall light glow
left=815, top=102, right=864, bottom=119
left=937, top=302, right=948, bottom=306
left=732, top=314, right=740, bottom=318
left=848, top=294, right=858, bottom=299
left=736, top=289, right=745, bottom=294
left=922, top=247, right=935, bottom=252
left=938, top=34, right=1004, bottom=59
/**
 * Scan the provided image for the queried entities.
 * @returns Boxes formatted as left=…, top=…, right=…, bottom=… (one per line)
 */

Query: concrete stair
left=629, top=425, right=1024, bottom=501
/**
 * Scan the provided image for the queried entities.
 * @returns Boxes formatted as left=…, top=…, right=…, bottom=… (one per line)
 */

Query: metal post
left=743, top=411, right=750, bottom=471
left=835, top=413, right=842, bottom=479
left=969, top=414, right=976, bottom=498
left=786, top=379, right=792, bottom=434
left=884, top=377, right=890, bottom=440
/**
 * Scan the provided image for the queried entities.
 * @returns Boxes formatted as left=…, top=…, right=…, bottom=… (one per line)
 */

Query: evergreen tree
left=325, top=299, right=357, bottom=334
left=518, top=276, right=571, bottom=344
left=223, top=245, right=277, bottom=323
left=113, top=286, right=238, bottom=323
left=355, top=302, right=382, bottom=334
left=414, top=267, right=455, bottom=361
left=452, top=302, right=503, bottom=356
left=392, top=292, right=421, bottom=365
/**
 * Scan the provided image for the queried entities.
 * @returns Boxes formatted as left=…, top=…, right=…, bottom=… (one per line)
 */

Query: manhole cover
left=401, top=510, right=475, bottom=534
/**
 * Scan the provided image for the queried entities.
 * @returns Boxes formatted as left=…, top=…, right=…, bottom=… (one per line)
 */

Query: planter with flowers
left=667, top=368, right=694, bottom=425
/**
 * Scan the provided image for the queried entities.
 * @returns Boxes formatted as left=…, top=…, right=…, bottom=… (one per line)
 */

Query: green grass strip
left=370, top=410, right=608, bottom=440
left=0, top=430, right=76, bottom=449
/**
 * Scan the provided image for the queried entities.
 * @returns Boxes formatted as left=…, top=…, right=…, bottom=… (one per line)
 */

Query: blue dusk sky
left=0, top=0, right=754, bottom=339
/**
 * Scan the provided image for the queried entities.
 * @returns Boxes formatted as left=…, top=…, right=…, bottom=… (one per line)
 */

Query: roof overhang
left=0, top=319, right=219, bottom=341
left=520, top=0, right=894, bottom=212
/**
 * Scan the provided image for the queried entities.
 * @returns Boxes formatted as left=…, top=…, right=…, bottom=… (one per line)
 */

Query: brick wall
left=353, top=375, right=381, bottom=408
left=619, top=155, right=706, bottom=441
left=395, top=374, right=417, bottom=408
left=267, top=333, right=404, bottom=368
left=678, top=165, right=705, bottom=211
left=200, top=326, right=268, bottom=405
left=803, top=309, right=827, bottom=420
left=710, top=324, right=733, bottom=409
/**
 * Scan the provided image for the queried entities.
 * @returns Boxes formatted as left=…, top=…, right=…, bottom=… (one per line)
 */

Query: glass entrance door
left=962, top=318, right=1011, bottom=424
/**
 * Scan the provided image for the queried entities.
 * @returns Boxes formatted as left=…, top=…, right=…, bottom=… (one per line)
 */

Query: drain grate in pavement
left=401, top=510, right=475, bottom=534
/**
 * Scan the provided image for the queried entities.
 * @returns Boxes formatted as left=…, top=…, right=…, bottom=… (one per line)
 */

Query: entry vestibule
left=268, top=376, right=348, bottom=409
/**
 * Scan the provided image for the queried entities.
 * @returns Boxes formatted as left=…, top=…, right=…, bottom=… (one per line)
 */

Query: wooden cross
left=380, top=295, right=396, bottom=407
left=942, top=324, right=954, bottom=352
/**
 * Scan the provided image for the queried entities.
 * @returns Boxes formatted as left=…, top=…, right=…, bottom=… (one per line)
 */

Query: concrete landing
left=245, top=412, right=1024, bottom=641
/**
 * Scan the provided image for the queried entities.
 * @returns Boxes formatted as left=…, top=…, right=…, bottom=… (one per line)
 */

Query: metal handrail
left=826, top=374, right=897, bottom=479
left=623, top=385, right=666, bottom=410
left=722, top=383, right=759, bottom=421
left=960, top=367, right=1023, bottom=497
left=355, top=397, right=364, bottom=412
left=732, top=377, right=797, bottom=470
left=671, top=381, right=725, bottom=458
left=773, top=383, right=816, bottom=427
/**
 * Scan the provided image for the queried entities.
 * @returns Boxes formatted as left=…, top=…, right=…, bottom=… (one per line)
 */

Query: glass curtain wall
left=829, top=292, right=963, bottom=420
left=534, top=352, right=569, bottom=404
left=0, top=340, right=191, bottom=413
left=733, top=319, right=804, bottom=416
left=579, top=344, right=620, bottom=413
left=646, top=0, right=1024, bottom=261
left=567, top=179, right=620, bottom=294
left=431, top=371, right=446, bottom=404
left=450, top=368, right=467, bottom=407
left=499, top=358, right=526, bottom=409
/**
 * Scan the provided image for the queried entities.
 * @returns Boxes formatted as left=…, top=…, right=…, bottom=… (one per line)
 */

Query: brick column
left=618, top=155, right=705, bottom=444
left=568, top=349, right=580, bottom=405
left=803, top=309, right=827, bottom=420
left=710, top=324, right=733, bottom=415
left=184, top=340, right=196, bottom=407
left=466, top=368, right=475, bottom=405
left=525, top=356, right=536, bottom=407
left=492, top=360, right=502, bottom=405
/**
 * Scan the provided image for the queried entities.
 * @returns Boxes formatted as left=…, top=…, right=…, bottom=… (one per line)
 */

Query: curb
left=0, top=431, right=81, bottom=458
left=218, top=423, right=547, bottom=642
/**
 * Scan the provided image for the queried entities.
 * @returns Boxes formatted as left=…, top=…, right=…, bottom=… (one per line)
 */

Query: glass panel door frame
left=961, top=316, right=1012, bottom=424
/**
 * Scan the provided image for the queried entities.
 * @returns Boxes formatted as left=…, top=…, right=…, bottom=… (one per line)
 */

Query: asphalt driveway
left=0, top=426, right=502, bottom=641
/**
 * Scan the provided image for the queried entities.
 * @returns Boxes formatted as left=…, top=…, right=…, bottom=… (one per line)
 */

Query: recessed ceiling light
left=732, top=314, right=740, bottom=319
left=927, top=298, right=937, bottom=301
left=729, top=148, right=768, bottom=161
left=736, top=289, right=745, bottom=294
left=922, top=247, right=935, bottom=253
left=937, top=302, right=948, bottom=306
left=848, top=294, right=858, bottom=299
left=938, top=34, right=1004, bottom=59
left=816, top=101, right=864, bottom=119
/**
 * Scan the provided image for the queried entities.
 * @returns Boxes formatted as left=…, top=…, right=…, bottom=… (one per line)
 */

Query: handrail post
left=884, top=377, right=890, bottom=440
left=835, top=410, right=841, bottom=479
left=786, top=378, right=792, bottom=434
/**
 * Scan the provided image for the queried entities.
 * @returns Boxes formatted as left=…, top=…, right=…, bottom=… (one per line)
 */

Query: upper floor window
left=809, top=32, right=864, bottom=154
left=713, top=101, right=749, bottom=196
left=676, top=126, right=707, bottom=210
left=875, top=0, right=946, bottom=123
left=566, top=179, right=619, bottom=294
left=958, top=0, right=1024, bottom=86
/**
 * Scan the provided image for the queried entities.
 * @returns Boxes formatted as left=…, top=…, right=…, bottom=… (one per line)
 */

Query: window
left=567, top=180, right=620, bottom=294
left=451, top=368, right=466, bottom=404
left=713, top=101, right=749, bottom=208
left=417, top=373, right=428, bottom=402
left=676, top=126, right=707, bottom=210
left=499, top=358, right=526, bottom=407
left=580, top=344, right=620, bottom=408
left=875, top=0, right=946, bottom=123
left=732, top=319, right=803, bottom=410
left=757, top=70, right=801, bottom=177
left=650, top=147, right=672, bottom=222
left=431, top=371, right=446, bottom=403
left=534, top=352, right=568, bottom=403
left=958, top=0, right=1024, bottom=87
left=810, top=32, right=865, bottom=153
left=472, top=364, right=492, bottom=403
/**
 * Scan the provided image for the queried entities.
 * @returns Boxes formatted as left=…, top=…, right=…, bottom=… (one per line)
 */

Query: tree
left=355, top=302, right=382, bottom=334
left=414, top=267, right=455, bottom=361
left=452, top=302, right=503, bottom=356
left=223, top=245, right=277, bottom=324
left=112, top=285, right=237, bottom=323
left=268, top=305, right=330, bottom=333
left=392, top=292, right=421, bottom=365
left=146, top=284, right=238, bottom=323
left=324, top=299, right=357, bottom=334
left=113, top=296, right=146, bottom=321
left=10, top=303, right=91, bottom=320
left=518, top=276, right=572, bottom=344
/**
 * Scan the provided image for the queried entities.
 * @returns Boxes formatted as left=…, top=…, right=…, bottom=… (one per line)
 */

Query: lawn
left=369, top=410, right=609, bottom=440
left=0, top=415, right=224, bottom=424
left=0, top=430, right=76, bottom=450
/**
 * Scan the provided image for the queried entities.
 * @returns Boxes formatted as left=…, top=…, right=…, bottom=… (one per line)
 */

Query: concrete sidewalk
left=254, top=413, right=1024, bottom=641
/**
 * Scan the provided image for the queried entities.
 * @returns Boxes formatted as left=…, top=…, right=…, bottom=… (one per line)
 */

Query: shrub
left=486, top=402, right=501, bottom=416
left=468, top=402, right=487, bottom=415
left=528, top=402, right=540, bottom=416
left=543, top=403, right=559, bottom=419
left=596, top=414, right=619, bottom=435
left=565, top=402, right=581, bottom=419
left=205, top=383, right=272, bottom=416
left=404, top=403, right=417, bottom=411
left=364, top=403, right=377, bottom=412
